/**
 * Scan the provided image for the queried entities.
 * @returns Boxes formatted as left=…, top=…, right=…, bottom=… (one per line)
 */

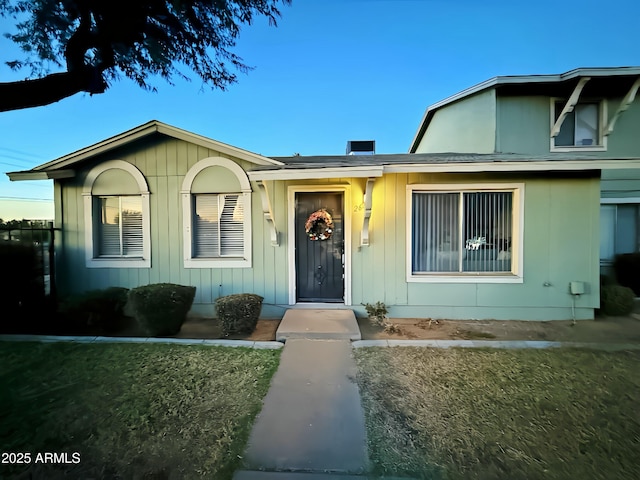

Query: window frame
left=83, top=160, right=151, bottom=268
left=406, top=183, right=524, bottom=283
left=550, top=97, right=608, bottom=152
left=94, top=195, right=145, bottom=258
left=599, top=197, right=640, bottom=266
left=182, top=157, right=252, bottom=269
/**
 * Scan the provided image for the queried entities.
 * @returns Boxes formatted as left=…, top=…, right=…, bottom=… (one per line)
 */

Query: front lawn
left=355, top=347, right=640, bottom=480
left=0, top=342, right=280, bottom=479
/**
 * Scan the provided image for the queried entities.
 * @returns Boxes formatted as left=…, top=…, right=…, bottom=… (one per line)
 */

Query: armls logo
left=35, top=452, right=81, bottom=464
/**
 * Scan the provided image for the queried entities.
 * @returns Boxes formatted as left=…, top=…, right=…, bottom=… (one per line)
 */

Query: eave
left=7, top=169, right=76, bottom=181
left=409, top=66, right=640, bottom=153
left=8, top=120, right=283, bottom=182
left=247, top=166, right=385, bottom=181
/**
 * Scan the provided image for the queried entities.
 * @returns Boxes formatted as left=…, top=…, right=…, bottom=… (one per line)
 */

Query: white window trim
left=550, top=97, right=608, bottom=152
left=182, top=157, right=252, bottom=268
left=599, top=198, right=640, bottom=266
left=406, top=183, right=524, bottom=284
left=601, top=197, right=640, bottom=204
left=83, top=160, right=151, bottom=268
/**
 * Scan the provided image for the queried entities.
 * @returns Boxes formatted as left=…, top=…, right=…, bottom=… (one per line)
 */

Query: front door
left=295, top=192, right=344, bottom=302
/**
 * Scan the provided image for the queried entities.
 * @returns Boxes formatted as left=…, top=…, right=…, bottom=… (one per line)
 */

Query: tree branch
left=0, top=68, right=107, bottom=112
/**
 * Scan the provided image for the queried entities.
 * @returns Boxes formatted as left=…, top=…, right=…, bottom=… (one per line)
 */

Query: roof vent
left=346, top=140, right=375, bottom=155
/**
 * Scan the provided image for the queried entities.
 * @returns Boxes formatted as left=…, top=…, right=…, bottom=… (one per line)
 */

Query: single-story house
left=8, top=114, right=640, bottom=321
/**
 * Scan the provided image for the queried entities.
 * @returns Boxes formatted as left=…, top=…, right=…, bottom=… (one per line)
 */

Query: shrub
left=129, top=283, right=196, bottom=336
left=600, top=285, right=636, bottom=316
left=613, top=252, right=640, bottom=296
left=215, top=294, right=264, bottom=336
left=59, top=287, right=130, bottom=333
left=362, top=301, right=389, bottom=327
left=0, top=242, right=44, bottom=319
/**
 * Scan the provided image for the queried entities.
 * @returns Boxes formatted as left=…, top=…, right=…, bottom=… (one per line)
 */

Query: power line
left=0, top=160, right=34, bottom=169
left=0, top=196, right=53, bottom=202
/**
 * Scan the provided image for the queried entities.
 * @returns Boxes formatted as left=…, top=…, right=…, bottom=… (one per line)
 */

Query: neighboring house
left=8, top=70, right=640, bottom=320
left=409, top=66, right=640, bottom=278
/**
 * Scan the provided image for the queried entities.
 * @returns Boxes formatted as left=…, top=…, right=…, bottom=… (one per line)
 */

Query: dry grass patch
left=0, top=342, right=280, bottom=479
left=355, top=347, right=640, bottom=480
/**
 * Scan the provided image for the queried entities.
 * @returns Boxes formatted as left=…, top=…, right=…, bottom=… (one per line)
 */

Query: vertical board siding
left=497, top=94, right=640, bottom=158
left=57, top=136, right=600, bottom=320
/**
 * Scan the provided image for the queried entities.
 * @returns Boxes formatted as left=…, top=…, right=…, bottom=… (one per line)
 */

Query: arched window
left=83, top=160, right=151, bottom=268
left=181, top=157, right=252, bottom=268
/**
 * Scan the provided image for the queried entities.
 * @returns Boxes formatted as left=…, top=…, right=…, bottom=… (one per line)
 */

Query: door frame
left=288, top=185, right=352, bottom=306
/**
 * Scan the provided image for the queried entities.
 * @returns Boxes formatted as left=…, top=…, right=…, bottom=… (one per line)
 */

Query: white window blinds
left=194, top=194, right=244, bottom=258
left=97, top=196, right=143, bottom=257
left=412, top=191, right=513, bottom=273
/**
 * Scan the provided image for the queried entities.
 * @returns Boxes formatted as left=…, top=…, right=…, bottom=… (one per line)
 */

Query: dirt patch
left=358, top=314, right=640, bottom=343
left=175, top=317, right=279, bottom=341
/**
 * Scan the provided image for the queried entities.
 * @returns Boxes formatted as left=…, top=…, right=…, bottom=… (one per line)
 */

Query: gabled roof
left=7, top=120, right=282, bottom=181
left=409, top=66, right=640, bottom=153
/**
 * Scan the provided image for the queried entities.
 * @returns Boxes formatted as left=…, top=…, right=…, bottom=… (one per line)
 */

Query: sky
left=1, top=0, right=638, bottom=220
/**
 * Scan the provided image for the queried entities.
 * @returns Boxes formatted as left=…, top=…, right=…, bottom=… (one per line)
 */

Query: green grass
left=355, top=347, right=640, bottom=480
left=0, top=342, right=280, bottom=479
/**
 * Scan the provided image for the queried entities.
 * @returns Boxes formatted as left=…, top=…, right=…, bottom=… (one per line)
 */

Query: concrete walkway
left=235, top=310, right=370, bottom=479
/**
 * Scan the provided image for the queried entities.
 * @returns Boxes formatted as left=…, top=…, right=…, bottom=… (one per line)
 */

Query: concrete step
left=276, top=309, right=361, bottom=341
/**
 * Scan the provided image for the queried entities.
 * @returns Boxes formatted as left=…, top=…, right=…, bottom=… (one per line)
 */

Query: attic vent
left=346, top=140, right=375, bottom=155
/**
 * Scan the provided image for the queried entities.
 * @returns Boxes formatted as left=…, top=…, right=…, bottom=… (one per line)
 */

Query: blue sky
left=1, top=0, right=638, bottom=220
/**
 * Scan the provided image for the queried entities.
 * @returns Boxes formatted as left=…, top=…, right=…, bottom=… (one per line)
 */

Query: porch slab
left=276, top=309, right=361, bottom=341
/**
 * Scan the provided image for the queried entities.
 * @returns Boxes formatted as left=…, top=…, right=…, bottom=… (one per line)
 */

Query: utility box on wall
left=570, top=281, right=585, bottom=295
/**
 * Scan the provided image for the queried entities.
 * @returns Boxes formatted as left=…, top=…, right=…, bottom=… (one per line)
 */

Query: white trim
left=405, top=183, right=525, bottom=284
left=361, top=178, right=375, bottom=246
left=83, top=160, right=151, bottom=268
left=248, top=166, right=383, bottom=181
left=36, top=120, right=282, bottom=171
left=287, top=185, right=352, bottom=306
left=549, top=97, right=608, bottom=152
left=550, top=78, right=590, bottom=138
left=409, top=67, right=640, bottom=152
left=601, top=197, right=640, bottom=204
left=256, top=180, right=279, bottom=246
left=384, top=159, right=640, bottom=173
left=605, top=77, right=640, bottom=136
left=182, top=157, right=252, bottom=268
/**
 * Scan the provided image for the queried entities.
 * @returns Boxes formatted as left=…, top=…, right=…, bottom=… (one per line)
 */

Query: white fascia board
left=7, top=171, right=50, bottom=181
left=32, top=120, right=283, bottom=172
left=7, top=169, right=76, bottom=181
left=385, top=159, right=640, bottom=173
left=247, top=166, right=384, bottom=181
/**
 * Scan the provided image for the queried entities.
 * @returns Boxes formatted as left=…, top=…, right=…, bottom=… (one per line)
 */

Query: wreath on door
left=305, top=209, right=334, bottom=241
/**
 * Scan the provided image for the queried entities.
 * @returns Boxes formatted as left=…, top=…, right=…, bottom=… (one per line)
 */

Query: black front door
left=295, top=192, right=344, bottom=302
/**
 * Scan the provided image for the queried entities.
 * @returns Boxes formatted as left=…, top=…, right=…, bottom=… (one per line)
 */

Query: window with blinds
left=96, top=196, right=143, bottom=257
left=193, top=194, right=244, bottom=257
left=412, top=190, right=513, bottom=274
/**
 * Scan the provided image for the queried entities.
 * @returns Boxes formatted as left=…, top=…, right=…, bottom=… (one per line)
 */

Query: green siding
left=55, top=136, right=601, bottom=321
left=496, top=94, right=640, bottom=157
left=415, top=90, right=496, bottom=153
left=601, top=168, right=640, bottom=198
